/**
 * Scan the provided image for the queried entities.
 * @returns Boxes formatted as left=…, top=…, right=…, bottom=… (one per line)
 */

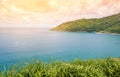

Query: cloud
left=0, top=0, right=120, bottom=27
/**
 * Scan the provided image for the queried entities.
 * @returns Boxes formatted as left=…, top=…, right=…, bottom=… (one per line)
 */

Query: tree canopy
left=52, top=13, right=120, bottom=34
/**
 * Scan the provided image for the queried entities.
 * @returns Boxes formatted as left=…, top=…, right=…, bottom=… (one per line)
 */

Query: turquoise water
left=0, top=28, right=120, bottom=67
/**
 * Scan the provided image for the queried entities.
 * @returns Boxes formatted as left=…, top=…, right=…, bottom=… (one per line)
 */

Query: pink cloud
left=0, top=0, right=120, bottom=27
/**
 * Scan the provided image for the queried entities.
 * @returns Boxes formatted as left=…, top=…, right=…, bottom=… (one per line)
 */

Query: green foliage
left=52, top=13, right=120, bottom=34
left=0, top=58, right=120, bottom=77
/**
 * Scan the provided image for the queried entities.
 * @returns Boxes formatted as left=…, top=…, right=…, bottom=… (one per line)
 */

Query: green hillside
left=51, top=13, right=120, bottom=33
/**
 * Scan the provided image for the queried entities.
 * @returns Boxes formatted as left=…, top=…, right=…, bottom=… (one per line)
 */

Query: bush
left=0, top=58, right=120, bottom=77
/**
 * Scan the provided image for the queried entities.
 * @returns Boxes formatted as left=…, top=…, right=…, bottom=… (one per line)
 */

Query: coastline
left=51, top=29, right=120, bottom=35
left=96, top=31, right=120, bottom=35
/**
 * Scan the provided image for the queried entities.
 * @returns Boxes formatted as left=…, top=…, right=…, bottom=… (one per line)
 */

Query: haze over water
left=0, top=28, right=120, bottom=67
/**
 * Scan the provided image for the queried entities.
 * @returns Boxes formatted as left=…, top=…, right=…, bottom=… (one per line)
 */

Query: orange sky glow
left=0, top=0, right=120, bottom=27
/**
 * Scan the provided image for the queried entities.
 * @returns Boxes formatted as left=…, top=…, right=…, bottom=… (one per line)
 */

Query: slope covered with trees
left=51, top=13, right=120, bottom=33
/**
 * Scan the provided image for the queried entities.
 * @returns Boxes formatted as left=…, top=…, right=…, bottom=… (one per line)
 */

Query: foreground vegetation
left=52, top=13, right=120, bottom=34
left=0, top=58, right=120, bottom=77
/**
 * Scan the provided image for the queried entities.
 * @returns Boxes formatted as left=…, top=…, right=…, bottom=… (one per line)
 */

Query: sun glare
left=0, top=0, right=120, bottom=27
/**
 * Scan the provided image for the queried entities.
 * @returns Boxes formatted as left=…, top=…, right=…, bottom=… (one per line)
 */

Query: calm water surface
left=0, top=28, right=120, bottom=67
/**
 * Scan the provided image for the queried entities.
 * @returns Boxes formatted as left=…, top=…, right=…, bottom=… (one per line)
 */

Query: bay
left=0, top=28, right=120, bottom=67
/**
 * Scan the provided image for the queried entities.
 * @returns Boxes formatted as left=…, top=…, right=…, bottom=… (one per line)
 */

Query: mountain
left=51, top=13, right=120, bottom=34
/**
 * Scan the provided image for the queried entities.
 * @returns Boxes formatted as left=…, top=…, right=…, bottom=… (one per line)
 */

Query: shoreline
left=96, top=31, right=120, bottom=35
left=51, top=30, right=120, bottom=35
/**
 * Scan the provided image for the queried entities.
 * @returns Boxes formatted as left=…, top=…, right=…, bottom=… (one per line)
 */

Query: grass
left=0, top=58, right=120, bottom=77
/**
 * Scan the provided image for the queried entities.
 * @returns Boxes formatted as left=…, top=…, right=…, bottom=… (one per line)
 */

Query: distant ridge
left=51, top=13, right=120, bottom=34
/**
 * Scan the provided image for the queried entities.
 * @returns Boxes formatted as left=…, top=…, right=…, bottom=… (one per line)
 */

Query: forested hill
left=51, top=13, right=120, bottom=34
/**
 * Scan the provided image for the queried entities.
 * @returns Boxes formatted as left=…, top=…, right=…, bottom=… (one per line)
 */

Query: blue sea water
left=0, top=28, right=120, bottom=67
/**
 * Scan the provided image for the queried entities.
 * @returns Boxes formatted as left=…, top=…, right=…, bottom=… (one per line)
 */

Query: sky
left=0, top=0, right=120, bottom=27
